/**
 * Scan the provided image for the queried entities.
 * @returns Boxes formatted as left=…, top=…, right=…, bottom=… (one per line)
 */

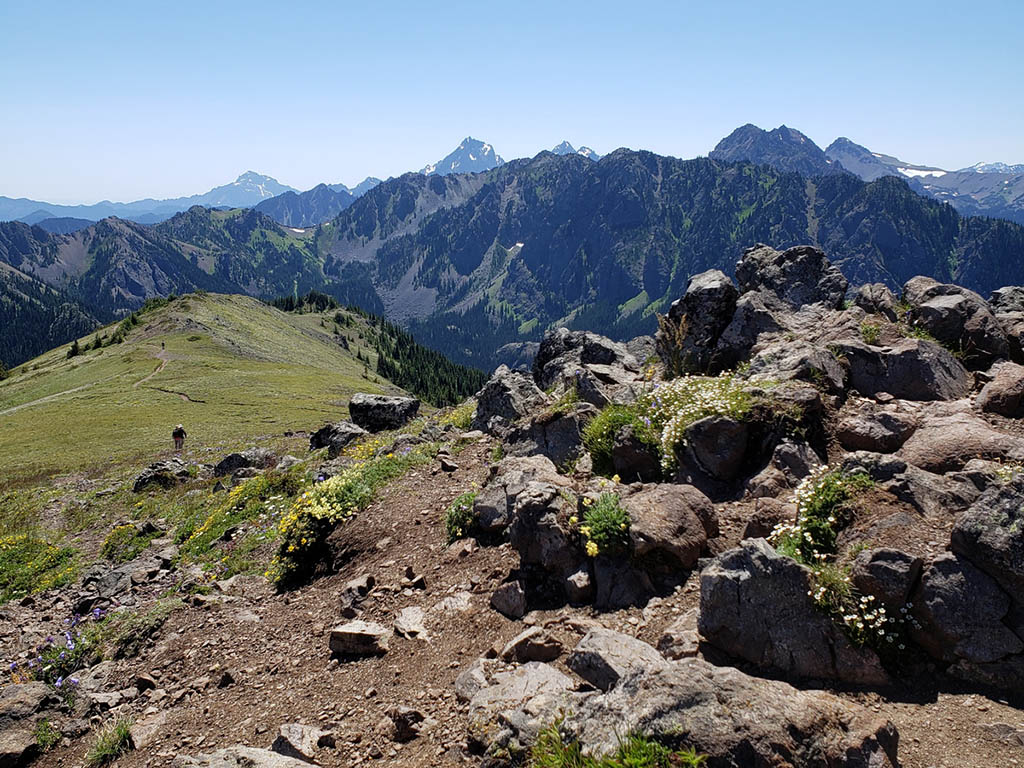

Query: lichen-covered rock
left=566, top=627, right=668, bottom=691
left=699, top=539, right=889, bottom=685
left=658, top=269, right=738, bottom=374
left=837, top=339, right=972, bottom=401
left=532, top=328, right=639, bottom=393
left=175, top=746, right=311, bottom=767
left=951, top=476, right=1024, bottom=597
left=735, top=243, right=848, bottom=310
left=348, top=393, right=420, bottom=432
left=744, top=339, right=846, bottom=394
left=472, top=366, right=548, bottom=436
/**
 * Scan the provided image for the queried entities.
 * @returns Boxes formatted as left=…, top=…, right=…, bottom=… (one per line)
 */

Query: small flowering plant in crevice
left=444, top=490, right=478, bottom=543
left=568, top=478, right=631, bottom=558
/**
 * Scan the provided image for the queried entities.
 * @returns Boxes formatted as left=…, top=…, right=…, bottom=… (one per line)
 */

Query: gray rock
left=656, top=608, right=700, bottom=660
left=214, top=448, right=276, bottom=477
left=563, top=567, right=594, bottom=604
left=472, top=365, right=548, bottom=436
left=308, top=420, right=367, bottom=457
left=839, top=451, right=980, bottom=518
left=736, top=244, right=848, bottom=311
left=393, top=607, right=429, bottom=640
left=711, top=291, right=784, bottom=370
left=132, top=458, right=190, bottom=492
left=348, top=393, right=419, bottom=432
left=474, top=455, right=566, bottom=534
left=850, top=548, right=923, bottom=609
left=328, top=621, right=389, bottom=656
left=175, top=746, right=311, bottom=767
left=903, top=276, right=1009, bottom=368
left=898, top=411, right=1024, bottom=472
left=563, top=659, right=899, bottom=768
left=745, top=439, right=823, bottom=499
left=501, top=627, right=563, bottom=663
left=741, top=497, right=795, bottom=539
left=0, top=728, right=36, bottom=767
left=490, top=581, right=527, bottom=619
left=996, top=310, right=1024, bottom=363
left=505, top=403, right=596, bottom=468
left=507, top=480, right=583, bottom=591
left=952, top=476, right=1024, bottom=597
left=466, top=662, right=574, bottom=751
left=625, top=484, right=713, bottom=570
left=386, top=705, right=435, bottom=742
left=977, top=361, right=1024, bottom=416
left=838, top=338, right=972, bottom=401
left=855, top=283, right=899, bottom=321
left=699, top=539, right=889, bottom=685
left=991, top=286, right=1024, bottom=314
left=625, top=335, right=656, bottom=364
left=0, top=682, right=50, bottom=729
left=455, top=658, right=501, bottom=703
left=593, top=557, right=653, bottom=610
left=683, top=416, right=748, bottom=481
left=744, top=339, right=846, bottom=394
left=532, top=327, right=639, bottom=392
left=338, top=574, right=374, bottom=617
left=566, top=627, right=668, bottom=691
left=658, top=269, right=738, bottom=374
left=836, top=403, right=918, bottom=453
left=610, top=424, right=661, bottom=483
left=910, top=553, right=1022, bottom=664
left=271, top=723, right=335, bottom=762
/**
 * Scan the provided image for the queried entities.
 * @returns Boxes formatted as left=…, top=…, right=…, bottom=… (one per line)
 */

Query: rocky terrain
left=4, top=244, right=1024, bottom=767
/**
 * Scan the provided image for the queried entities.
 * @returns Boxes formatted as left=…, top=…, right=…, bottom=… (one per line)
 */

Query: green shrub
left=444, top=491, right=478, bottom=543
left=35, top=718, right=60, bottom=751
left=86, top=717, right=133, bottom=767
left=860, top=322, right=881, bottom=345
left=579, top=493, right=630, bottom=557
left=583, top=405, right=658, bottom=477
left=530, top=721, right=706, bottom=767
left=0, top=533, right=77, bottom=603
left=100, top=524, right=160, bottom=563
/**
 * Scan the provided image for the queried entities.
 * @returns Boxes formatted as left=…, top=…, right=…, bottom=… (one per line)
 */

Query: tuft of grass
left=583, top=404, right=658, bottom=477
left=530, top=722, right=706, bottom=767
left=35, top=718, right=61, bottom=751
left=859, top=322, right=881, bottom=345
left=86, top=717, right=134, bottom=767
left=100, top=524, right=160, bottom=564
left=444, top=491, right=478, bottom=543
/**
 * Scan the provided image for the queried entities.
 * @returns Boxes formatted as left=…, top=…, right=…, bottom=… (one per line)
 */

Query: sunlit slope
left=0, top=293, right=398, bottom=486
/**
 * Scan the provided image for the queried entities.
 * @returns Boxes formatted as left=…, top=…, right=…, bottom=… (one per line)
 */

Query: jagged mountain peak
left=551, top=141, right=602, bottom=161
left=710, top=123, right=841, bottom=177
left=422, top=137, right=504, bottom=176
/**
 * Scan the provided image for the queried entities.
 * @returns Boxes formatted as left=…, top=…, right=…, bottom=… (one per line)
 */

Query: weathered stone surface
left=838, top=339, right=972, bottom=401
left=454, top=658, right=501, bottom=703
left=903, top=276, right=1009, bottom=368
left=997, top=311, right=1024, bottom=364
left=592, top=557, right=653, bottom=610
left=393, top=607, right=429, bottom=640
left=505, top=403, right=596, bottom=468
left=566, top=627, right=668, bottom=691
left=898, top=411, right=1024, bottom=472
left=991, top=286, right=1024, bottom=314
left=736, top=243, right=848, bottom=310
left=851, top=548, right=923, bottom=609
left=656, top=608, right=700, bottom=660
left=348, top=393, right=419, bottom=432
left=309, top=421, right=367, bottom=457
left=490, top=581, right=527, bottom=619
left=474, top=455, right=567, bottom=534
left=466, top=662, right=573, bottom=749
left=659, top=269, right=738, bottom=374
left=562, top=659, right=899, bottom=768
left=625, top=484, right=714, bottom=570
left=839, top=451, right=980, bottom=518
left=910, top=553, right=1022, bottom=664
left=951, top=476, right=1024, bottom=597
left=532, top=328, right=639, bottom=393
left=387, top=705, right=435, bottom=742
left=610, top=424, right=661, bottom=483
left=472, top=366, right=548, bottom=436
left=271, top=723, right=335, bottom=762
left=328, top=621, right=389, bottom=656
left=0, top=682, right=50, bottom=727
left=836, top=402, right=918, bottom=453
left=855, top=283, right=899, bottom=321
left=501, top=627, right=563, bottom=663
left=175, top=746, right=311, bottom=767
left=507, top=480, right=582, bottom=589
left=741, top=497, right=795, bottom=539
left=745, top=439, right=823, bottom=499
left=977, top=361, right=1024, bottom=416
left=699, top=539, right=889, bottom=685
left=683, top=416, right=748, bottom=481
left=0, top=728, right=37, bottom=767
left=711, top=291, right=784, bottom=370
left=132, top=458, right=190, bottom=492
left=214, top=448, right=276, bottom=477
left=744, top=339, right=846, bottom=393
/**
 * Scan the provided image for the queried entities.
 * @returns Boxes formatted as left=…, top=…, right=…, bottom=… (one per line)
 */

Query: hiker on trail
left=172, top=424, right=186, bottom=451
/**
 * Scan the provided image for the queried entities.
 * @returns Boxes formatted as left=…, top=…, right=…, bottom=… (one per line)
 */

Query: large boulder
left=836, top=401, right=918, bottom=453
left=505, top=403, right=596, bottom=468
left=850, top=548, right=923, bottom=610
left=743, top=339, right=846, bottom=394
left=710, top=291, right=785, bottom=370
left=610, top=424, right=661, bottom=483
left=474, top=455, right=568, bottom=535
left=563, top=660, right=899, bottom=767
left=903, top=276, right=1009, bottom=368
left=348, top=393, right=419, bottom=432
left=898, top=410, right=1024, bottom=472
left=699, top=539, right=889, bottom=685
left=735, top=243, right=848, bottom=311
left=951, top=476, right=1024, bottom=598
left=658, top=269, right=738, bottom=374
left=308, top=420, right=367, bottom=457
left=566, top=627, right=668, bottom=691
left=507, top=478, right=584, bottom=595
left=682, top=416, right=749, bottom=482
left=328, top=621, right=389, bottom=656
left=855, top=283, right=899, bottom=321
left=625, top=484, right=715, bottom=570
left=837, top=338, right=971, bottom=401
left=910, top=553, right=1022, bottom=664
left=532, top=328, right=639, bottom=393
left=214, top=447, right=276, bottom=477
left=977, top=361, right=1024, bottom=416
left=132, top=458, right=190, bottom=492
left=472, top=366, right=548, bottom=436
left=839, top=451, right=979, bottom=518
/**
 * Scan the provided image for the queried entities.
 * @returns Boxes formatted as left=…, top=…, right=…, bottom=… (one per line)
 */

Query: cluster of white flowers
left=637, top=373, right=750, bottom=470
left=994, top=462, right=1024, bottom=483
left=768, top=464, right=834, bottom=559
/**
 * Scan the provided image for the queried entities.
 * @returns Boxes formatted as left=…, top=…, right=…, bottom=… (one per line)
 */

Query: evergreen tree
left=67, top=339, right=81, bottom=359
left=0, top=358, right=8, bottom=381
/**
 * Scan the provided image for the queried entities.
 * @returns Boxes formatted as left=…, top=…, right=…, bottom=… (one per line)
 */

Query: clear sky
left=1, top=0, right=1021, bottom=204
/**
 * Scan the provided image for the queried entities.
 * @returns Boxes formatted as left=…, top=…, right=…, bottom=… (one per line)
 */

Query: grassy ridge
left=0, top=293, right=400, bottom=488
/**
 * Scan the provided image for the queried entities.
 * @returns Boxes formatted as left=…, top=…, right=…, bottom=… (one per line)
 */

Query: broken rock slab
left=328, top=621, right=389, bottom=656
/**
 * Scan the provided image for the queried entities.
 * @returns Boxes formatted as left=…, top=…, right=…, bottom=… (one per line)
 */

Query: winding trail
left=133, top=349, right=169, bottom=389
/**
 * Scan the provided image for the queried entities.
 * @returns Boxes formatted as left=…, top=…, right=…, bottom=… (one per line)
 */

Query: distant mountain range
left=552, top=141, right=602, bottom=161
left=3, top=149, right=1024, bottom=371
left=421, top=137, right=505, bottom=176
left=712, top=124, right=1024, bottom=224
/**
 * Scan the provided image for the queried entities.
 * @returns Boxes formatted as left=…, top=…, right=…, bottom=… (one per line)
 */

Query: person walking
left=172, top=424, right=186, bottom=451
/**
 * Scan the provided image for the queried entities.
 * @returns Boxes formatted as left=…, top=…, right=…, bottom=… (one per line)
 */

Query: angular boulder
left=898, top=411, right=1024, bottom=472
left=471, top=365, right=548, bottom=436
left=566, top=627, right=668, bottom=691
left=838, top=338, right=972, bottom=401
left=683, top=415, right=748, bottom=481
left=308, top=420, right=367, bottom=457
left=977, top=361, right=1024, bottom=416
left=348, top=393, right=419, bottom=432
left=473, top=455, right=567, bottom=534
left=699, top=539, right=889, bottom=685
left=658, top=269, right=738, bottom=374
left=214, top=447, right=276, bottom=477
left=328, top=621, right=389, bottom=656
left=132, top=458, right=190, bottom=492
left=836, top=402, right=918, bottom=453
left=505, top=402, right=596, bottom=468
left=850, top=548, right=923, bottom=609
left=951, top=476, right=1024, bottom=597
left=855, top=282, right=899, bottom=321
left=175, top=746, right=310, bottom=767
left=532, top=327, right=639, bottom=393
left=735, top=243, right=848, bottom=310
left=624, top=484, right=715, bottom=570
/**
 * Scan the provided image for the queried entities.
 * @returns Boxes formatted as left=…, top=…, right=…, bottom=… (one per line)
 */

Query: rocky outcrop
left=471, top=366, right=548, bottom=436
left=850, top=548, right=923, bottom=610
left=213, top=448, right=275, bottom=477
left=838, top=339, right=972, bottom=401
left=951, top=477, right=1024, bottom=597
left=836, top=401, right=918, bottom=453
left=348, top=393, right=419, bottom=432
left=532, top=327, right=640, bottom=394
left=657, top=269, right=738, bottom=374
left=132, top=458, right=191, bottom=492
left=566, top=627, right=668, bottom=691
left=309, top=420, right=367, bottom=457
left=699, top=539, right=889, bottom=685
left=855, top=283, right=899, bottom=321
left=736, top=244, right=848, bottom=310
left=504, top=402, right=596, bottom=468
left=473, top=455, right=568, bottom=535
left=898, top=410, right=1024, bottom=472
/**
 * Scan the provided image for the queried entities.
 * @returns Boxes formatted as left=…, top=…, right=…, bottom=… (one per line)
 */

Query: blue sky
left=1, top=0, right=1021, bottom=203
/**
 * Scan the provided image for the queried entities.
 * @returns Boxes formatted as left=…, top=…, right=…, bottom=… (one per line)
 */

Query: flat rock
left=348, top=393, right=419, bottom=432
left=898, top=410, right=1024, bottom=472
left=566, top=627, right=668, bottom=691
left=501, top=627, right=563, bottom=663
left=328, top=621, right=389, bottom=656
left=175, top=746, right=311, bottom=767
